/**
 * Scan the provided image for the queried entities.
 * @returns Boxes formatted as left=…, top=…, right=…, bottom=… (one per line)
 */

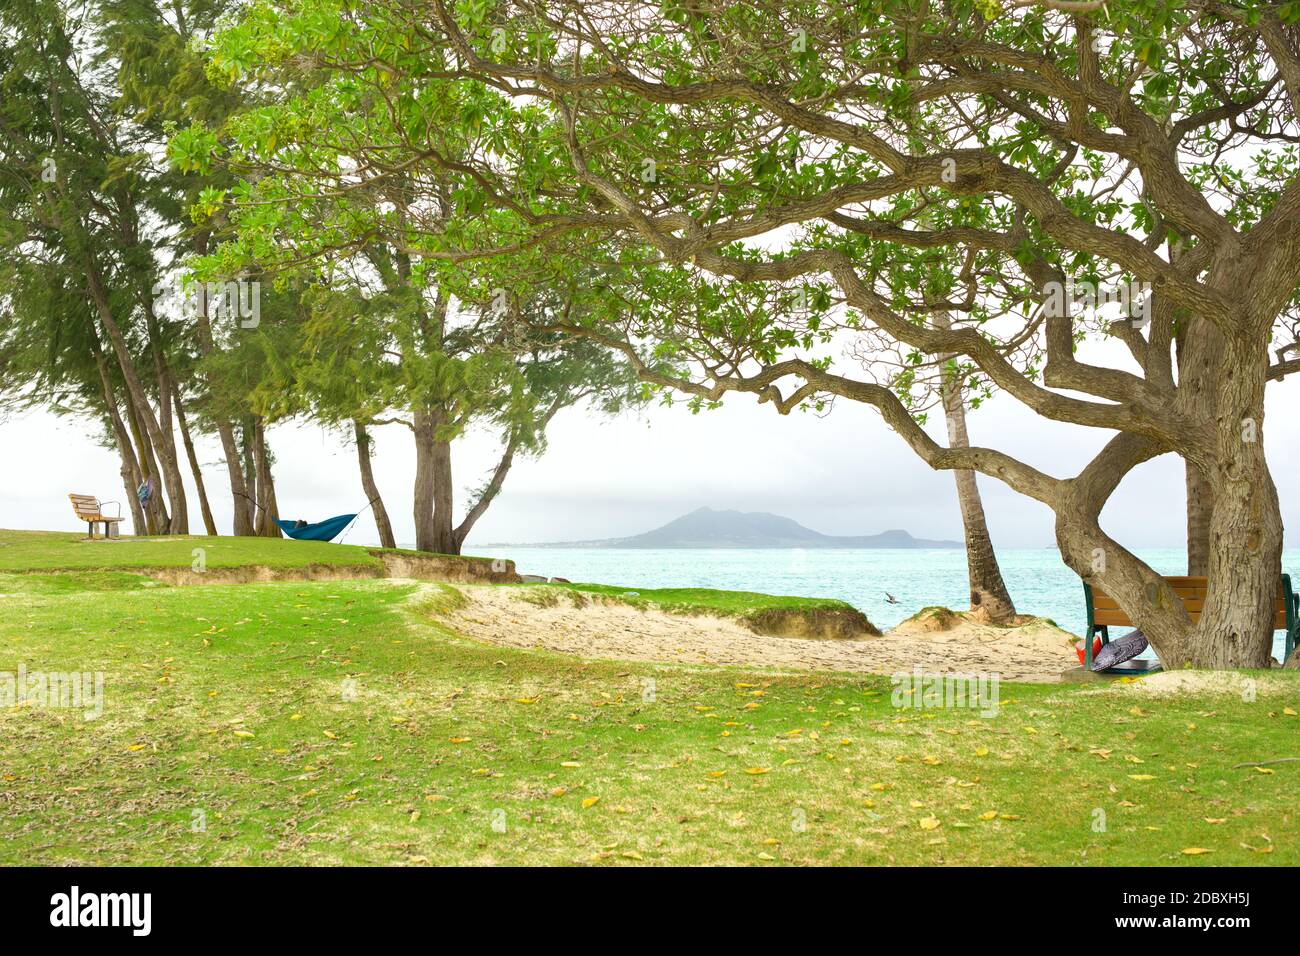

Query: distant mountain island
left=524, top=507, right=963, bottom=549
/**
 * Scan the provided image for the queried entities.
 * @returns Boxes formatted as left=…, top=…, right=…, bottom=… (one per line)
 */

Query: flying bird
left=884, top=592, right=901, bottom=605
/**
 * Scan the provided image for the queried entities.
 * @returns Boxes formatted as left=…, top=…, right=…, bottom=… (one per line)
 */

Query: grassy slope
left=0, top=529, right=382, bottom=572
left=548, top=582, right=857, bottom=616
left=0, top=529, right=511, bottom=574
left=1, top=559, right=1297, bottom=864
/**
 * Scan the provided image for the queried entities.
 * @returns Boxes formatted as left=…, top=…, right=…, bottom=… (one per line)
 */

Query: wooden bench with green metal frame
left=68, top=494, right=124, bottom=539
left=1082, top=575, right=1300, bottom=669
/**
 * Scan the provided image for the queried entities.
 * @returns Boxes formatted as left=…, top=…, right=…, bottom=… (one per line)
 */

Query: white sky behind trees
left=5, top=336, right=1300, bottom=552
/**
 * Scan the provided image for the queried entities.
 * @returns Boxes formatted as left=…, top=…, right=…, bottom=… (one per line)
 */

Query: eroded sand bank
left=438, top=586, right=1081, bottom=682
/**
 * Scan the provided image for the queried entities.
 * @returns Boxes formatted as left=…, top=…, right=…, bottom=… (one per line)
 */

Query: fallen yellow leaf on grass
left=1254, top=767, right=1276, bottom=774
left=974, top=747, right=989, bottom=758
left=919, top=817, right=941, bottom=831
left=448, top=736, right=470, bottom=744
left=514, top=697, right=539, bottom=705
left=978, top=811, right=998, bottom=821
left=582, top=796, right=600, bottom=809
left=1128, top=774, right=1156, bottom=781
left=745, top=767, right=770, bottom=775
left=1284, top=707, right=1297, bottom=717
left=323, top=730, right=337, bottom=740
left=233, top=730, right=254, bottom=738
left=1181, top=847, right=1213, bottom=855
left=1204, top=818, right=1226, bottom=824
left=560, top=760, right=582, bottom=768
left=126, top=744, right=146, bottom=752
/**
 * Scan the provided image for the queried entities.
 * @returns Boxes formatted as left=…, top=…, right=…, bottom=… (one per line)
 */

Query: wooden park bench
left=68, top=494, right=125, bottom=539
left=1083, top=575, right=1300, bottom=670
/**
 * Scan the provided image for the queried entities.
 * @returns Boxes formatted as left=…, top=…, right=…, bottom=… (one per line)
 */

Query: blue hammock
left=274, top=514, right=358, bottom=542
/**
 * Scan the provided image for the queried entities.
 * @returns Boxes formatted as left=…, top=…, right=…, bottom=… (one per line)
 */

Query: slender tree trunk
left=86, top=263, right=188, bottom=534
left=92, top=347, right=148, bottom=536
left=153, top=357, right=187, bottom=533
left=935, top=316, right=1016, bottom=622
left=190, top=260, right=255, bottom=536
left=240, top=419, right=258, bottom=531
left=251, top=419, right=281, bottom=537
left=174, top=391, right=218, bottom=536
left=122, top=385, right=168, bottom=535
left=117, top=458, right=143, bottom=536
left=353, top=421, right=396, bottom=549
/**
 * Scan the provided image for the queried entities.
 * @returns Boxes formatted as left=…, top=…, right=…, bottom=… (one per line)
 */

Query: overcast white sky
left=5, top=334, right=1300, bottom=552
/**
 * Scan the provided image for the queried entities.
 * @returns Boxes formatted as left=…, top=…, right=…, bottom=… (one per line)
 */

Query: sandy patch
left=438, top=586, right=1080, bottom=682
left=1099, top=670, right=1293, bottom=698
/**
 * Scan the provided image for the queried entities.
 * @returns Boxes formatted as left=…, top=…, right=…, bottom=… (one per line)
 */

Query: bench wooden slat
left=1092, top=607, right=1287, bottom=629
left=67, top=494, right=124, bottom=536
left=1091, top=576, right=1291, bottom=631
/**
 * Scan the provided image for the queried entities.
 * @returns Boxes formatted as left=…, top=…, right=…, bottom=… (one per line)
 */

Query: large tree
left=199, top=0, right=1300, bottom=666
left=174, top=37, right=646, bottom=553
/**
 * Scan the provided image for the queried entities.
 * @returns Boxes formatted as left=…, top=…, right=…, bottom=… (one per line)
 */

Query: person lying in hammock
left=292, top=519, right=308, bottom=530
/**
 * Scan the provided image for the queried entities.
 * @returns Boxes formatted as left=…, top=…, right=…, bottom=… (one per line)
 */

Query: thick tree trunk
left=1176, top=317, right=1221, bottom=576
left=1194, top=337, right=1282, bottom=668
left=935, top=318, right=1016, bottom=623
left=353, top=421, right=396, bottom=549
left=412, top=408, right=458, bottom=554
left=174, top=391, right=218, bottom=536
left=1185, top=462, right=1214, bottom=577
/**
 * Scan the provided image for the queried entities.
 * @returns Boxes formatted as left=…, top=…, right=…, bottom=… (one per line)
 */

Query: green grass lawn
left=0, top=528, right=383, bottom=572
left=0, top=532, right=1297, bottom=865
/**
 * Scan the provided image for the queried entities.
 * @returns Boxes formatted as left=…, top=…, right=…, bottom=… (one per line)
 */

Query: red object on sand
left=1075, top=636, right=1103, bottom=665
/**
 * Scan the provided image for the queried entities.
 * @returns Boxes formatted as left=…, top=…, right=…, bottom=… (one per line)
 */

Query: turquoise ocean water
left=494, top=546, right=1300, bottom=661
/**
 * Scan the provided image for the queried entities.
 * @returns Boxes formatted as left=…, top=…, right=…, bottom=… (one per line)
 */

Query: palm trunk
left=354, top=421, right=396, bottom=549
left=935, top=317, right=1016, bottom=622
